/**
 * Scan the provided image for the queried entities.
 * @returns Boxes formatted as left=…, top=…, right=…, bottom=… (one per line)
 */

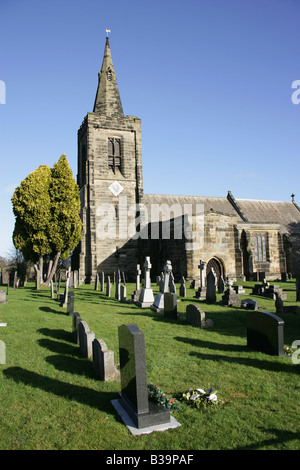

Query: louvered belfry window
left=108, top=138, right=121, bottom=172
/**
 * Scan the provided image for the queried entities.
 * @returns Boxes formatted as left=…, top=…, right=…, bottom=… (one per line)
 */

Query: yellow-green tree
left=12, top=155, right=82, bottom=287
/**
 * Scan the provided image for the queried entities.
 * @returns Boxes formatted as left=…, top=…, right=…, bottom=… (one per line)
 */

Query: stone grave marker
left=111, top=324, right=179, bottom=432
left=131, top=264, right=141, bottom=302
left=164, top=292, right=177, bottom=319
left=241, top=298, right=258, bottom=310
left=67, top=291, right=75, bottom=316
left=206, top=269, right=216, bottom=303
left=179, top=276, right=186, bottom=297
left=92, top=338, right=120, bottom=382
left=106, top=276, right=111, bottom=297
left=186, top=304, right=206, bottom=327
left=78, top=320, right=95, bottom=358
left=246, top=310, right=284, bottom=356
left=115, top=270, right=121, bottom=301
left=221, top=279, right=241, bottom=307
left=151, top=260, right=172, bottom=312
left=100, top=271, right=105, bottom=292
left=95, top=273, right=99, bottom=291
left=195, top=260, right=207, bottom=300
left=136, top=257, right=154, bottom=308
left=72, top=312, right=82, bottom=344
left=0, top=340, right=5, bottom=365
left=0, top=290, right=8, bottom=304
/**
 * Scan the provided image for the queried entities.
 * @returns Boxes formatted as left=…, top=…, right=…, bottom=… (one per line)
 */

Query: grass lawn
left=0, top=279, right=299, bottom=451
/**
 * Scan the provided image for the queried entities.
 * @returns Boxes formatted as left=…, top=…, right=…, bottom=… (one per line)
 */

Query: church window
left=108, top=138, right=121, bottom=173
left=254, top=234, right=267, bottom=262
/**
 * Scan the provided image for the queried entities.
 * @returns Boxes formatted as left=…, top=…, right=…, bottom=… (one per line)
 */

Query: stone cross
left=136, top=264, right=141, bottom=291
left=143, top=257, right=152, bottom=289
left=198, top=260, right=206, bottom=287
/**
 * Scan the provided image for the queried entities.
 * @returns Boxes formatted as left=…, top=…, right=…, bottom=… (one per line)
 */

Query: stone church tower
left=75, top=37, right=143, bottom=283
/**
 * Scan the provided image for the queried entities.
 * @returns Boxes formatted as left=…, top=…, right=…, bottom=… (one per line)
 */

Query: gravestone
left=246, top=310, right=284, bottom=356
left=179, top=276, right=186, bottom=297
left=0, top=340, right=5, bottom=365
left=120, top=284, right=127, bottom=303
left=234, top=285, right=245, bottom=294
left=60, top=277, right=69, bottom=308
left=151, top=260, right=172, bottom=312
left=100, top=271, right=105, bottom=292
left=78, top=321, right=95, bottom=358
left=136, top=257, right=154, bottom=308
left=67, top=291, right=75, bottom=316
left=106, top=276, right=111, bottom=297
left=195, top=260, right=206, bottom=300
left=95, top=273, right=99, bottom=291
left=114, top=324, right=173, bottom=430
left=164, top=292, right=177, bottom=319
left=241, top=298, right=258, bottom=310
left=169, top=273, right=176, bottom=295
left=74, top=270, right=78, bottom=289
left=0, top=290, right=8, bottom=304
left=206, top=269, right=216, bottom=303
left=50, top=281, right=54, bottom=299
left=221, top=279, right=241, bottom=307
left=131, top=264, right=141, bottom=302
left=275, top=292, right=284, bottom=315
left=186, top=304, right=205, bottom=327
left=72, top=312, right=82, bottom=344
left=115, top=270, right=121, bottom=301
left=217, top=276, right=225, bottom=294
left=92, top=338, right=120, bottom=382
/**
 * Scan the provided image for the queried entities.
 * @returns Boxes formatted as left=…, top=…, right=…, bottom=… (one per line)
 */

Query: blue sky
left=0, top=0, right=299, bottom=258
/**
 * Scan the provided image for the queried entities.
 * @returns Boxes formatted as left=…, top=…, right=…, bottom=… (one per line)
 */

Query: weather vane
left=106, top=29, right=111, bottom=37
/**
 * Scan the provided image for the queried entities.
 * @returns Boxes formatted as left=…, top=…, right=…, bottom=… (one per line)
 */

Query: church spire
left=93, top=36, right=124, bottom=118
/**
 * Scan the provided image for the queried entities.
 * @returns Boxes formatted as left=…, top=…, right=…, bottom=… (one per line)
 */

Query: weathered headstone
left=92, top=338, right=120, bottom=382
left=0, top=340, right=5, bottom=365
left=151, top=260, right=172, bottom=312
left=206, top=269, right=216, bottom=303
left=67, top=291, right=75, bottom=316
left=0, top=290, right=8, bottom=304
left=136, top=257, right=154, bottom=308
left=179, top=276, right=186, bottom=297
left=186, top=304, right=206, bottom=327
left=217, top=276, right=225, bottom=294
left=241, top=298, right=258, bottom=310
left=106, top=276, right=111, bottom=297
left=50, top=281, right=54, bottom=299
left=275, top=292, right=284, bottom=315
left=78, top=320, right=95, bottom=358
left=95, top=273, right=99, bottom=291
left=221, top=279, right=241, bottom=307
left=100, top=271, right=105, bottom=292
left=131, top=264, right=141, bottom=302
left=120, top=284, right=127, bottom=303
left=195, top=260, right=207, bottom=299
left=115, top=270, right=121, bottom=301
left=72, top=311, right=82, bottom=344
left=114, top=324, right=173, bottom=430
left=246, top=310, right=284, bottom=356
left=60, top=277, right=69, bottom=308
left=164, top=292, right=177, bottom=319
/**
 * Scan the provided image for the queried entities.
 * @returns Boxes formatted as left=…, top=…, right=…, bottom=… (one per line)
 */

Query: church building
left=73, top=37, right=300, bottom=284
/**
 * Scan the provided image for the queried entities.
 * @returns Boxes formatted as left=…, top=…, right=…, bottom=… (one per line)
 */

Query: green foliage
left=147, top=383, right=181, bottom=412
left=11, top=155, right=82, bottom=265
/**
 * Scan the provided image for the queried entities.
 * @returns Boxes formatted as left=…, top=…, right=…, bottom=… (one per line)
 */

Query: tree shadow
left=2, top=367, right=118, bottom=414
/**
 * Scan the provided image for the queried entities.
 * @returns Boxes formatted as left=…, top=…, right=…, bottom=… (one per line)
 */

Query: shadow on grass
left=39, top=306, right=65, bottom=315
left=3, top=367, right=118, bottom=414
left=234, top=427, right=300, bottom=450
